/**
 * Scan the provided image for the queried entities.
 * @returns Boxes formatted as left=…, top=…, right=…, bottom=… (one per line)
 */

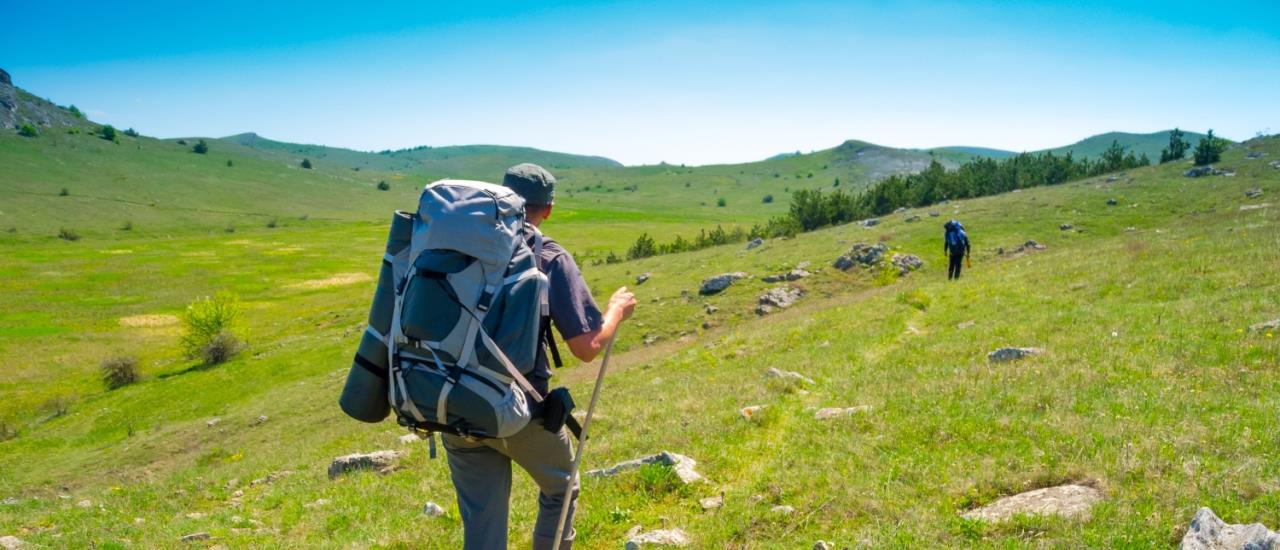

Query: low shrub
left=301, top=158, right=312, bottom=169
left=200, top=330, right=244, bottom=366
left=716, top=197, right=727, bottom=207
left=57, top=227, right=80, bottom=241
left=377, top=180, right=390, bottom=191
left=762, top=194, right=774, bottom=204
left=18, top=123, right=38, bottom=137
left=180, top=292, right=243, bottom=363
left=120, top=220, right=133, bottom=231
left=101, top=125, right=117, bottom=141
left=123, top=127, right=139, bottom=137
left=59, top=187, right=69, bottom=196
left=192, top=139, right=209, bottom=154
left=100, top=355, right=141, bottom=389
left=226, top=160, right=234, bottom=167
left=266, top=218, right=278, bottom=228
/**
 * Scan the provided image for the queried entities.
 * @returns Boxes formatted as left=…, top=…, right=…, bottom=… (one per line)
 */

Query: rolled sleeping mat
left=339, top=211, right=414, bottom=423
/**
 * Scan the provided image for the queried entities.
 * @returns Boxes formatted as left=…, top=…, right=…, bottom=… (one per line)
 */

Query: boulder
left=814, top=406, right=871, bottom=420
left=1059, top=223, right=1073, bottom=231
left=762, top=268, right=811, bottom=283
left=756, top=286, right=804, bottom=315
left=928, top=211, right=941, bottom=217
left=1245, top=188, right=1263, bottom=199
left=1249, top=319, right=1280, bottom=332
left=905, top=215, right=920, bottom=223
left=765, top=367, right=814, bottom=385
left=862, top=218, right=880, bottom=227
left=626, top=528, right=690, bottom=549
left=699, top=272, right=748, bottom=295
left=1270, top=160, right=1280, bottom=169
left=0, top=536, right=25, bottom=550
left=422, top=502, right=446, bottom=517
left=893, top=207, right=907, bottom=214
left=890, top=253, right=923, bottom=275
left=636, top=273, right=651, bottom=285
left=1179, top=507, right=1280, bottom=550
left=745, top=238, right=764, bottom=250
left=328, top=450, right=404, bottom=479
left=1184, top=166, right=1214, bottom=178
left=700, top=495, right=724, bottom=510
left=962, top=483, right=1102, bottom=522
left=586, top=451, right=704, bottom=485
left=1014, top=240, right=1046, bottom=253
left=834, top=243, right=889, bottom=271
left=988, top=347, right=1043, bottom=362
left=813, top=542, right=834, bottom=550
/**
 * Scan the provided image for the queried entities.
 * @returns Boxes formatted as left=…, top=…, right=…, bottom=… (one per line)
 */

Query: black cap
left=503, top=163, right=556, bottom=205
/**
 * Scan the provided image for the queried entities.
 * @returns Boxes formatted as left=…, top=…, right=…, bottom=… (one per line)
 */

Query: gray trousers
left=442, top=419, right=578, bottom=550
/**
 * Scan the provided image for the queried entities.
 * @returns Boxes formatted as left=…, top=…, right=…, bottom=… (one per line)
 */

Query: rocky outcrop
left=328, top=450, right=403, bottom=479
left=756, top=286, right=804, bottom=315
left=1179, top=507, right=1280, bottom=550
left=699, top=272, right=748, bottom=295
left=988, top=347, right=1042, bottom=362
left=762, top=268, right=811, bottom=283
left=586, top=451, right=704, bottom=485
left=1184, top=166, right=1228, bottom=178
left=962, top=484, right=1102, bottom=522
left=862, top=218, right=880, bottom=227
left=834, top=243, right=889, bottom=270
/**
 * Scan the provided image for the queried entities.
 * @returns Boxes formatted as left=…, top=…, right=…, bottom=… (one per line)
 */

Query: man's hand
left=608, top=286, right=636, bottom=321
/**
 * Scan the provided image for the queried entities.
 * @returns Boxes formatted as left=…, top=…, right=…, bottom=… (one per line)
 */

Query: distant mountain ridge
left=1039, top=130, right=1211, bottom=161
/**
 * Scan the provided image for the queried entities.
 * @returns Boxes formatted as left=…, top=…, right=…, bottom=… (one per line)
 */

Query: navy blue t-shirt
left=529, top=236, right=604, bottom=394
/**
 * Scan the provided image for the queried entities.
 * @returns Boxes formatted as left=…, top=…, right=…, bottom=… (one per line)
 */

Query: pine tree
left=1192, top=130, right=1227, bottom=166
left=1159, top=128, right=1190, bottom=163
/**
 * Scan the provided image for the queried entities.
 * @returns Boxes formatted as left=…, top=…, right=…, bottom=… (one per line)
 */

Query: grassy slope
left=1044, top=130, right=1211, bottom=161
left=1, top=137, right=1276, bottom=548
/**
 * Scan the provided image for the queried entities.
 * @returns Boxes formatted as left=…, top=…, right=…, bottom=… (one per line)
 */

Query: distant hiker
left=944, top=219, right=971, bottom=280
left=443, top=163, right=637, bottom=550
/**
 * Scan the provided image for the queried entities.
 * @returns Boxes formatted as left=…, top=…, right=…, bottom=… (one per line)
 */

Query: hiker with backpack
left=944, top=219, right=971, bottom=280
left=338, top=163, right=635, bottom=549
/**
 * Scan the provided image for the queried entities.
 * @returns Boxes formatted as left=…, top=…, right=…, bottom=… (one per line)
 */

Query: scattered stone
left=328, top=450, right=404, bottom=479
left=1106, top=198, right=1118, bottom=206
left=905, top=215, right=920, bottom=223
left=765, top=367, right=814, bottom=385
left=422, top=502, right=446, bottom=517
left=232, top=490, right=243, bottom=498
left=862, top=218, right=880, bottom=227
left=180, top=532, right=212, bottom=543
left=988, top=347, right=1043, bottom=362
left=587, top=451, right=704, bottom=484
left=1249, top=319, right=1280, bottom=332
left=1180, top=507, right=1279, bottom=550
left=206, top=418, right=221, bottom=428
left=699, top=272, right=748, bottom=295
left=76, top=499, right=92, bottom=508
left=928, top=211, right=940, bottom=217
left=636, top=273, right=651, bottom=285
left=815, top=406, right=871, bottom=420
left=250, top=470, right=293, bottom=486
left=1184, top=165, right=1230, bottom=178
left=1223, top=170, right=1237, bottom=177
left=0, top=497, right=16, bottom=506
left=185, top=512, right=205, bottom=519
left=1245, top=188, right=1263, bottom=199
left=643, top=335, right=659, bottom=346
left=890, top=253, right=923, bottom=275
left=0, top=536, right=25, bottom=550
left=1245, top=151, right=1264, bottom=159
left=762, top=268, right=811, bottom=283
left=1270, top=160, right=1280, bottom=169
left=626, top=528, right=690, bottom=549
left=834, top=243, right=889, bottom=270
left=1014, top=240, right=1046, bottom=253
left=1105, top=175, right=1119, bottom=183
left=756, top=286, right=804, bottom=315
left=772, top=505, right=796, bottom=514
left=1240, top=203, right=1271, bottom=211
left=745, top=237, right=764, bottom=250
left=1059, top=223, right=1073, bottom=231
left=700, top=495, right=723, bottom=510
left=701, top=321, right=712, bottom=330
left=398, top=433, right=420, bottom=445
left=740, top=405, right=766, bottom=420
left=893, top=206, right=907, bottom=214
left=251, top=415, right=269, bottom=426
left=813, top=541, right=834, bottom=550
left=1124, top=226, right=1137, bottom=232
left=957, top=320, right=975, bottom=330
left=703, top=304, right=718, bottom=314
left=962, top=484, right=1102, bottom=522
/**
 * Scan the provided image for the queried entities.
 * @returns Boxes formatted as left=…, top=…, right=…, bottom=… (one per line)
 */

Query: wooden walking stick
left=551, top=330, right=619, bottom=548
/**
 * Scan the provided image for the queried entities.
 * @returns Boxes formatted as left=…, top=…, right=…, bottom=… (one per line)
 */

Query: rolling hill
left=1042, top=130, right=1212, bottom=161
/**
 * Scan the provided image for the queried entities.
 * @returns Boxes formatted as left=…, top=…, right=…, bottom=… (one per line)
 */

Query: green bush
left=192, top=139, right=209, bottom=154
left=377, top=180, right=390, bottom=191
left=627, top=233, right=658, bottom=260
left=1193, top=130, right=1228, bottom=166
left=716, top=197, right=726, bottom=207
left=58, top=187, right=69, bottom=196
left=100, top=125, right=117, bottom=141
left=120, top=220, right=133, bottom=231
left=100, top=355, right=141, bottom=389
left=123, top=127, right=140, bottom=137
left=180, top=292, right=244, bottom=363
left=762, top=194, right=774, bottom=204
left=266, top=217, right=278, bottom=228
left=301, top=158, right=312, bottom=169
left=18, top=123, right=38, bottom=137
left=226, top=159, right=234, bottom=167
left=57, top=227, right=80, bottom=241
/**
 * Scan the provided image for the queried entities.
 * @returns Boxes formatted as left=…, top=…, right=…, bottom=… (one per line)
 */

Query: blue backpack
left=945, top=220, right=968, bottom=255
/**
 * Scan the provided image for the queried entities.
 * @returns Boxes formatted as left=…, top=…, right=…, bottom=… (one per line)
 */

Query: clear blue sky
left=4, top=0, right=1278, bottom=165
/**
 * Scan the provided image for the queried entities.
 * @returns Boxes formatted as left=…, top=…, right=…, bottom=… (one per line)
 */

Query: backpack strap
left=527, top=224, right=564, bottom=368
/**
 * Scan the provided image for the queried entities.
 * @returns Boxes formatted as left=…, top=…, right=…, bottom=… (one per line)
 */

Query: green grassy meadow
left=2, top=124, right=1278, bottom=547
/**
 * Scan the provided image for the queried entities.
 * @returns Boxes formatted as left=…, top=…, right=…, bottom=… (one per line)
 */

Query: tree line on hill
left=617, top=131, right=1228, bottom=262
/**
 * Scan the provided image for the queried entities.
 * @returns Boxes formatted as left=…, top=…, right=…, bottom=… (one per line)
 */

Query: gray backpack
left=340, top=179, right=549, bottom=440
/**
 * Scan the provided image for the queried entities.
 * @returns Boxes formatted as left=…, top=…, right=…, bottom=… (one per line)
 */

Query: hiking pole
left=551, top=329, right=619, bottom=549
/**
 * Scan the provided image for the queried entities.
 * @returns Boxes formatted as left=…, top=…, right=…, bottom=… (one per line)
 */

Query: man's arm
left=565, top=287, right=635, bottom=363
